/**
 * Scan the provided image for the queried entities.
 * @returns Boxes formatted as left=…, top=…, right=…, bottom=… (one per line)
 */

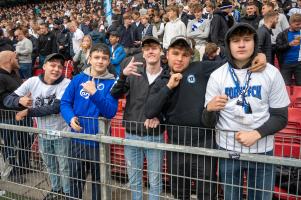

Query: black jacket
left=38, top=32, right=57, bottom=56
left=120, top=25, right=136, bottom=48
left=145, top=60, right=225, bottom=146
left=276, top=28, right=290, bottom=65
left=209, top=10, right=234, bottom=47
left=0, top=38, right=13, bottom=52
left=257, top=25, right=273, bottom=64
left=240, top=15, right=261, bottom=30
left=111, top=54, right=168, bottom=136
left=0, top=68, right=23, bottom=119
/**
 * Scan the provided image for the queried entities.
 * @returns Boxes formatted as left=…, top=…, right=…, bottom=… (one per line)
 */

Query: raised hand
left=206, top=95, right=228, bottom=112
left=19, top=93, right=33, bottom=108
left=123, top=57, right=143, bottom=77
left=167, top=73, right=183, bottom=89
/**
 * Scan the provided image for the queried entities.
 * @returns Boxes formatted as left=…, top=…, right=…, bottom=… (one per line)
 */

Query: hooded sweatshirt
left=163, top=18, right=187, bottom=49
left=60, top=67, right=118, bottom=146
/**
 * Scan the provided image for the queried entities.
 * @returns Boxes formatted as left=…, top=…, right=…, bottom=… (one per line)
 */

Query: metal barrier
left=0, top=109, right=300, bottom=200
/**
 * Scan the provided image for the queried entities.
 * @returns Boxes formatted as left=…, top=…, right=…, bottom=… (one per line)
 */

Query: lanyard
left=228, top=65, right=252, bottom=113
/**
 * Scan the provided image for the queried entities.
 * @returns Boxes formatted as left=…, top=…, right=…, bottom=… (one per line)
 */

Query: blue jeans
left=124, top=133, right=164, bottom=200
left=219, top=150, right=275, bottom=200
left=69, top=141, right=101, bottom=200
left=19, top=63, right=32, bottom=79
left=39, top=137, right=70, bottom=194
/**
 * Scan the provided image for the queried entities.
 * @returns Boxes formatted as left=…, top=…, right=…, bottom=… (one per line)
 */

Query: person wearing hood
left=203, top=23, right=289, bottom=200
left=60, top=43, right=118, bottom=200
left=4, top=53, right=71, bottom=200
left=209, top=1, right=234, bottom=47
left=240, top=3, right=261, bottom=29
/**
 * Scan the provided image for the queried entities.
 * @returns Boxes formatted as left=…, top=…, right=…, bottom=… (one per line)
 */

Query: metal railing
left=0, top=109, right=300, bottom=200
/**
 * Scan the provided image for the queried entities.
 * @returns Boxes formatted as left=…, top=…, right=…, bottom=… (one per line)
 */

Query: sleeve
left=110, top=73, right=130, bottom=99
left=162, top=24, right=168, bottom=49
left=27, top=99, right=60, bottom=117
left=280, top=14, right=289, bottom=30
left=202, top=107, right=220, bottom=128
left=276, top=31, right=290, bottom=52
left=152, top=26, right=158, bottom=38
left=111, top=47, right=126, bottom=65
left=60, top=80, right=76, bottom=125
left=257, top=29, right=265, bottom=53
left=3, top=92, right=22, bottom=109
left=209, top=16, right=220, bottom=44
left=145, top=79, right=171, bottom=119
left=157, top=23, right=165, bottom=36
left=89, top=82, right=118, bottom=119
left=16, top=40, right=33, bottom=55
left=14, top=78, right=32, bottom=97
left=180, top=22, right=187, bottom=36
left=73, top=50, right=81, bottom=62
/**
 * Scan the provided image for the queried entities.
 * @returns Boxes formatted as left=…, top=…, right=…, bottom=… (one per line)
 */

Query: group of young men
left=0, top=21, right=290, bottom=200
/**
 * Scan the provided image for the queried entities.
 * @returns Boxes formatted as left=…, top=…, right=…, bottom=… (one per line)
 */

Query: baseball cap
left=169, top=35, right=193, bottom=50
left=141, top=36, right=161, bottom=47
left=44, top=53, right=65, bottom=65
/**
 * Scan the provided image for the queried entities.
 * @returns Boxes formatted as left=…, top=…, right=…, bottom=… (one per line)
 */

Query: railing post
left=99, top=118, right=111, bottom=200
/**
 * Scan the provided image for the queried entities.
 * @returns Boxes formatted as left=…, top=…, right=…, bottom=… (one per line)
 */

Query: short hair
left=90, top=43, right=110, bottom=57
left=263, top=2, right=275, bottom=10
left=166, top=5, right=179, bottom=16
left=141, top=15, right=150, bottom=21
left=246, top=2, right=256, bottom=7
left=123, top=12, right=132, bottom=20
left=264, top=11, right=278, bottom=21
left=205, top=43, right=218, bottom=55
left=39, top=23, right=48, bottom=28
left=193, top=4, right=203, bottom=13
left=290, top=13, right=301, bottom=24
left=132, top=11, right=140, bottom=17
left=205, top=1, right=214, bottom=9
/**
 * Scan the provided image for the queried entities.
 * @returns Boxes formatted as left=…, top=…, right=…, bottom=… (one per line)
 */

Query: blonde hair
left=81, top=35, right=92, bottom=52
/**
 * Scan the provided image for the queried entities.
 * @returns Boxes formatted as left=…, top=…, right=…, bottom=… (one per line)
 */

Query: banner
left=104, top=0, right=112, bottom=26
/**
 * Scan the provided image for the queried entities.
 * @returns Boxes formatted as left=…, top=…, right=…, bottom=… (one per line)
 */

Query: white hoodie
left=163, top=18, right=187, bottom=49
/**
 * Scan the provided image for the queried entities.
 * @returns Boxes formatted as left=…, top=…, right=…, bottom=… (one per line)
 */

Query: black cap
left=44, top=53, right=65, bottom=65
left=169, top=35, right=193, bottom=50
left=141, top=36, right=161, bottom=46
left=220, top=0, right=233, bottom=10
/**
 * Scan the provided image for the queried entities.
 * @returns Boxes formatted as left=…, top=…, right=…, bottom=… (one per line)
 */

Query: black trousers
left=167, top=151, right=217, bottom=200
left=280, top=61, right=301, bottom=86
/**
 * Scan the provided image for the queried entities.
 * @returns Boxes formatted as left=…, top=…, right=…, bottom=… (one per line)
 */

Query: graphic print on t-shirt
left=34, top=93, right=56, bottom=107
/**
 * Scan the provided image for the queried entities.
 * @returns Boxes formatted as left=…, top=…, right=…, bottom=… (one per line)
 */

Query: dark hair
left=228, top=26, right=255, bottom=39
left=90, top=43, right=110, bottom=57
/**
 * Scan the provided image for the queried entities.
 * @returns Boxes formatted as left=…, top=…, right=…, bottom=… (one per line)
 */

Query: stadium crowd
left=0, top=0, right=300, bottom=199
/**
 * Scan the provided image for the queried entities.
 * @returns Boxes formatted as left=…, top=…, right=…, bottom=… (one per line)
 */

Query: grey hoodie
left=15, top=38, right=33, bottom=63
left=83, top=67, right=115, bottom=80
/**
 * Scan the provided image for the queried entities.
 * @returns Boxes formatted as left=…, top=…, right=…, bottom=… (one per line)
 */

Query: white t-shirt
left=205, top=63, right=290, bottom=153
left=146, top=68, right=162, bottom=85
left=72, top=28, right=84, bottom=55
left=15, top=76, right=71, bottom=139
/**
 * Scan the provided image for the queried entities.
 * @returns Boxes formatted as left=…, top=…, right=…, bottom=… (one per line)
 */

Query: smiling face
left=88, top=51, right=110, bottom=76
left=167, top=46, right=192, bottom=73
left=142, top=43, right=161, bottom=65
left=43, top=59, right=64, bottom=84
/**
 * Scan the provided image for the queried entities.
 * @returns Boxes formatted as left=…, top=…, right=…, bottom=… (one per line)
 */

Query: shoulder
left=210, top=62, right=228, bottom=77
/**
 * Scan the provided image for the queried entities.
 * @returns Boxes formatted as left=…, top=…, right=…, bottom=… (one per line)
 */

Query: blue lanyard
left=228, top=65, right=252, bottom=113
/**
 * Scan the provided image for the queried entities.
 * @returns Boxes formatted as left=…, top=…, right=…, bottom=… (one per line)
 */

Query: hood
left=224, top=23, right=259, bottom=69
left=83, top=67, right=115, bottom=80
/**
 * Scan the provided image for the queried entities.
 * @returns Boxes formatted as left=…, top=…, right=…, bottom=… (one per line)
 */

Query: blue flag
left=105, top=0, right=112, bottom=26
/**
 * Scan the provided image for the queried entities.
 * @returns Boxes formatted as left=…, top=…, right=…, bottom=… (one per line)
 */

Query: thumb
left=130, top=56, right=135, bottom=63
left=235, top=132, right=241, bottom=140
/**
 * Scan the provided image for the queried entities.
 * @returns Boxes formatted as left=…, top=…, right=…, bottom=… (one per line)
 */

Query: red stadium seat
left=291, top=86, right=301, bottom=108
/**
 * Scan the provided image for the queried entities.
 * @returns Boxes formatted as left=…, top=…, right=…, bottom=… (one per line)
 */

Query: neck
left=234, top=59, right=250, bottom=69
left=43, top=76, right=55, bottom=85
left=146, top=62, right=161, bottom=74
left=0, top=65, right=12, bottom=73
left=170, top=16, right=177, bottom=21
left=264, top=22, right=272, bottom=29
left=91, top=68, right=107, bottom=77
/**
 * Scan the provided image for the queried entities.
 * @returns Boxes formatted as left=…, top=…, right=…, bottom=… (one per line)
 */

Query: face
left=262, top=5, right=272, bottom=16
left=39, top=25, right=48, bottom=35
left=109, top=35, right=119, bottom=45
left=132, top=14, right=139, bottom=21
left=229, top=34, right=255, bottom=63
left=141, top=17, right=148, bottom=25
left=194, top=10, right=202, bottom=20
left=142, top=43, right=161, bottom=65
left=271, top=15, right=279, bottom=29
left=167, top=47, right=191, bottom=73
left=14, top=30, right=23, bottom=41
left=167, top=10, right=176, bottom=19
left=154, top=16, right=160, bottom=22
left=124, top=18, right=132, bottom=26
left=246, top=5, right=256, bottom=16
left=43, top=60, right=63, bottom=83
left=82, top=37, right=91, bottom=48
left=88, top=51, right=110, bottom=75
left=290, top=21, right=301, bottom=31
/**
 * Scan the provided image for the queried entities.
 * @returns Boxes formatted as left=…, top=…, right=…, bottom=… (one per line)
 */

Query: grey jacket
left=15, top=38, right=33, bottom=63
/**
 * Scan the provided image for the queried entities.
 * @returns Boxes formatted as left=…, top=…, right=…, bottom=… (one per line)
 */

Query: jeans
left=39, top=137, right=70, bottom=194
left=124, top=133, right=164, bottom=200
left=19, top=63, right=32, bottom=79
left=69, top=141, right=101, bottom=200
left=219, top=150, right=275, bottom=200
left=280, top=62, right=301, bottom=86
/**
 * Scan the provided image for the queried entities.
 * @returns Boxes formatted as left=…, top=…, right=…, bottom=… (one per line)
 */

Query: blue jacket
left=110, top=43, right=126, bottom=76
left=60, top=68, right=118, bottom=146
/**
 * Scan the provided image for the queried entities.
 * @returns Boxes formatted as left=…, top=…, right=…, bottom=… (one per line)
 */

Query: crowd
left=0, top=0, right=299, bottom=199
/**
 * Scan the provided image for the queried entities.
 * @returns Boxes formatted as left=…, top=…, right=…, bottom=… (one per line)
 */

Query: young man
left=276, top=13, right=301, bottom=85
left=145, top=35, right=267, bottom=199
left=203, top=23, right=289, bottom=200
left=111, top=36, right=167, bottom=200
left=108, top=31, right=126, bottom=76
left=163, top=5, right=187, bottom=50
left=60, top=43, right=118, bottom=200
left=240, top=3, right=261, bottom=29
left=4, top=53, right=71, bottom=200
left=187, top=4, right=211, bottom=60
left=258, top=11, right=279, bottom=63
left=67, top=21, right=84, bottom=56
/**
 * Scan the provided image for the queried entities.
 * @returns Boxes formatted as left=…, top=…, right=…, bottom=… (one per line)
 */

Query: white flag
left=105, top=0, right=112, bottom=26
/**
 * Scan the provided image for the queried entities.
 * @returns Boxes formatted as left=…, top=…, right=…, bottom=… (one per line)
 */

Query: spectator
left=0, top=51, right=33, bottom=184
left=240, top=3, right=261, bottom=29
left=258, top=11, right=279, bottom=64
left=67, top=21, right=84, bottom=57
left=152, top=12, right=164, bottom=42
left=120, top=13, right=136, bottom=53
left=288, top=0, right=301, bottom=17
left=108, top=31, right=126, bottom=77
left=88, top=21, right=105, bottom=45
left=14, top=28, right=33, bottom=79
left=203, top=23, right=289, bottom=200
left=37, top=23, right=58, bottom=68
left=73, top=35, right=92, bottom=73
left=111, top=36, right=166, bottom=200
left=60, top=44, right=118, bottom=200
left=276, top=13, right=301, bottom=85
left=80, top=17, right=92, bottom=35
left=140, top=15, right=154, bottom=39
left=4, top=53, right=71, bottom=200
left=187, top=4, right=211, bottom=60
left=0, top=28, right=13, bottom=52
left=209, top=0, right=234, bottom=47
left=203, top=1, right=214, bottom=20
left=132, top=11, right=144, bottom=44
left=163, top=5, right=186, bottom=50
left=202, top=42, right=222, bottom=61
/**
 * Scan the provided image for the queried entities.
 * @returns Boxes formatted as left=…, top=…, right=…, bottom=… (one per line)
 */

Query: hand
left=289, top=39, right=300, bottom=46
left=19, top=93, right=32, bottom=108
left=235, top=130, right=262, bottom=147
left=167, top=73, right=182, bottom=89
left=82, top=79, right=97, bottom=95
left=134, top=41, right=142, bottom=45
left=123, top=57, right=143, bottom=76
left=249, top=53, right=266, bottom=72
left=144, top=117, right=160, bottom=129
left=206, top=95, right=228, bottom=112
left=70, top=117, right=82, bottom=132
left=15, top=109, right=28, bottom=121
